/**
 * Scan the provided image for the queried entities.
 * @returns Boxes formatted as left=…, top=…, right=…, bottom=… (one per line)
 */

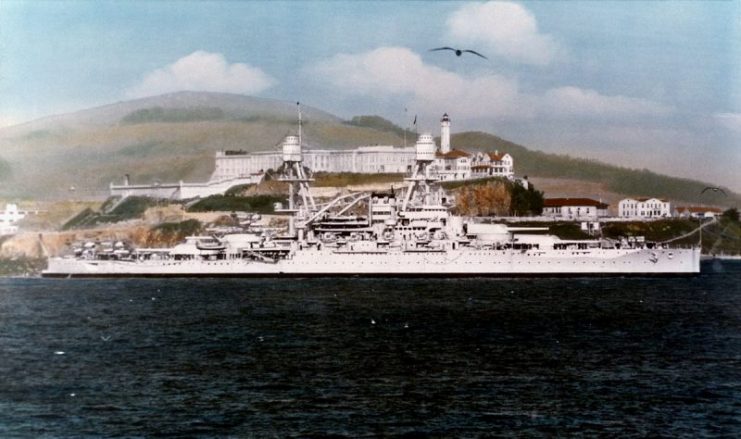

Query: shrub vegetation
left=121, top=106, right=225, bottom=124
left=147, top=219, right=202, bottom=246
left=451, top=178, right=543, bottom=216
left=343, top=115, right=416, bottom=138
left=312, top=172, right=404, bottom=187
left=62, top=196, right=166, bottom=229
left=187, top=195, right=287, bottom=213
left=0, top=257, right=47, bottom=276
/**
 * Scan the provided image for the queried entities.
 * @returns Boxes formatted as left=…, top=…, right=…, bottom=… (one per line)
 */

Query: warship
left=43, top=130, right=700, bottom=278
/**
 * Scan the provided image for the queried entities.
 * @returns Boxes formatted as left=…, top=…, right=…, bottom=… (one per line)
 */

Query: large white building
left=618, top=197, right=672, bottom=218
left=110, top=113, right=515, bottom=199
left=211, top=145, right=416, bottom=180
left=543, top=198, right=609, bottom=220
left=429, top=149, right=514, bottom=182
left=212, top=113, right=514, bottom=182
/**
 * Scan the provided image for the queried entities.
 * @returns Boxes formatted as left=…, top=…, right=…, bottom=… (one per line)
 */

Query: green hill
left=0, top=157, right=11, bottom=181
left=121, top=106, right=227, bottom=124
left=0, top=93, right=402, bottom=198
left=450, top=131, right=738, bottom=206
left=344, top=115, right=416, bottom=139
left=0, top=93, right=737, bottom=207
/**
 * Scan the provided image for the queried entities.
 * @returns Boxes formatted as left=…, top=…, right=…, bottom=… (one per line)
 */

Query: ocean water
left=0, top=261, right=739, bottom=438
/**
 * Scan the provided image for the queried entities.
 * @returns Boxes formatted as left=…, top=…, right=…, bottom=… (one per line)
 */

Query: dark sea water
left=1, top=261, right=740, bottom=438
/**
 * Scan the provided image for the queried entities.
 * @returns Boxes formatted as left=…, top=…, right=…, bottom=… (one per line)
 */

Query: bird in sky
left=701, top=187, right=727, bottom=196
left=429, top=47, right=488, bottom=59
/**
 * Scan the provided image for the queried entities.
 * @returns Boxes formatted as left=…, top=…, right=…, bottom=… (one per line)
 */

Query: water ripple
left=0, top=261, right=739, bottom=437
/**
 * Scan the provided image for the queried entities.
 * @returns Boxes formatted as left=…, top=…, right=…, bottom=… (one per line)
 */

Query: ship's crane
left=302, top=192, right=371, bottom=228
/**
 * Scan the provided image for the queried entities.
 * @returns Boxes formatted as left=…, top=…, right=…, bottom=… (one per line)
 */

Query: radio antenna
left=297, top=101, right=302, bottom=147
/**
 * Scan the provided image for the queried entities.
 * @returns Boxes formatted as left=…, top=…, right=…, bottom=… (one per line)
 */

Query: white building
left=0, top=203, right=26, bottom=235
left=470, top=151, right=515, bottom=179
left=618, top=197, right=672, bottom=219
left=209, top=113, right=514, bottom=183
left=431, top=149, right=472, bottom=181
left=211, top=145, right=415, bottom=180
left=674, top=206, right=722, bottom=219
left=110, top=113, right=516, bottom=199
left=543, top=198, right=609, bottom=220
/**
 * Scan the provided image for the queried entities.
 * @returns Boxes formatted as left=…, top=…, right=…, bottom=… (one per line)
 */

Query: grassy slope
left=187, top=194, right=287, bottom=213
left=312, top=172, right=404, bottom=187
left=1, top=99, right=736, bottom=207
left=451, top=132, right=739, bottom=207
left=600, top=218, right=741, bottom=255
left=0, top=119, right=404, bottom=198
left=506, top=218, right=740, bottom=255
left=0, top=156, right=11, bottom=181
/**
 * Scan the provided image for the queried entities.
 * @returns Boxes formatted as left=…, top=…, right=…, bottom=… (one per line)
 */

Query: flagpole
left=297, top=101, right=302, bottom=147
left=404, top=107, right=407, bottom=148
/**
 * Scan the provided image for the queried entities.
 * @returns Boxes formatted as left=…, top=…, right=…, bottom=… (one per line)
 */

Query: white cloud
left=0, top=115, right=22, bottom=128
left=542, top=86, right=675, bottom=118
left=126, top=51, right=275, bottom=98
left=446, top=2, right=560, bottom=66
left=714, top=112, right=741, bottom=134
left=308, top=47, right=673, bottom=123
left=308, top=46, right=533, bottom=120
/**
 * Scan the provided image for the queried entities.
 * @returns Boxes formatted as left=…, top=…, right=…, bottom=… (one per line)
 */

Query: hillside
left=0, top=92, right=737, bottom=207
left=447, top=132, right=738, bottom=207
left=0, top=92, right=402, bottom=198
left=0, top=157, right=11, bottom=181
left=341, top=120, right=738, bottom=207
left=0, top=91, right=340, bottom=136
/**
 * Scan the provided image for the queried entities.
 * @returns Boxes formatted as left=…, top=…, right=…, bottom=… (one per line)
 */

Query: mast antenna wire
left=297, top=101, right=302, bottom=147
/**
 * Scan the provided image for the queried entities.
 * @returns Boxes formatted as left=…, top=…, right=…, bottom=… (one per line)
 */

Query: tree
left=509, top=181, right=544, bottom=216
left=722, top=207, right=739, bottom=222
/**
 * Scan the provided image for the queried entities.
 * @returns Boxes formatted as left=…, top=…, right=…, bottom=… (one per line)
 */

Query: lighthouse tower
left=440, top=113, right=451, bottom=154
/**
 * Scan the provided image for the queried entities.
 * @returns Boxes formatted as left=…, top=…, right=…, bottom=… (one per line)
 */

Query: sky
left=1, top=0, right=739, bottom=190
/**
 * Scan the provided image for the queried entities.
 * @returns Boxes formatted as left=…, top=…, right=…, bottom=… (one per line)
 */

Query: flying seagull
left=429, top=47, right=487, bottom=59
left=701, top=186, right=727, bottom=196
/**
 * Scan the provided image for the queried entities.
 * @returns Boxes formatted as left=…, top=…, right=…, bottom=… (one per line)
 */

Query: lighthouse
left=440, top=113, right=451, bottom=154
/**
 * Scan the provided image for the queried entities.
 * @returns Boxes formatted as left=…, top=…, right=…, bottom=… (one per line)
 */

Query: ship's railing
left=659, top=217, right=717, bottom=244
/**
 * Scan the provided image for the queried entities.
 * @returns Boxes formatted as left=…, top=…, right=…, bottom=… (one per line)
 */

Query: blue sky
left=1, top=1, right=739, bottom=190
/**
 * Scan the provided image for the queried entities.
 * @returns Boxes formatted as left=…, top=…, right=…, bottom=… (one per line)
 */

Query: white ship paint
left=44, top=246, right=699, bottom=277
left=44, top=119, right=701, bottom=278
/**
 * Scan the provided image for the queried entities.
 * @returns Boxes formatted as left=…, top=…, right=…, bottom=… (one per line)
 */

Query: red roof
left=487, top=152, right=506, bottom=161
left=544, top=198, right=609, bottom=209
left=436, top=149, right=471, bottom=159
left=635, top=197, right=668, bottom=202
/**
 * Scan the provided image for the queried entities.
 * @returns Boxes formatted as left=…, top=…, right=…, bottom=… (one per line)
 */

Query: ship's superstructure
left=44, top=132, right=700, bottom=277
